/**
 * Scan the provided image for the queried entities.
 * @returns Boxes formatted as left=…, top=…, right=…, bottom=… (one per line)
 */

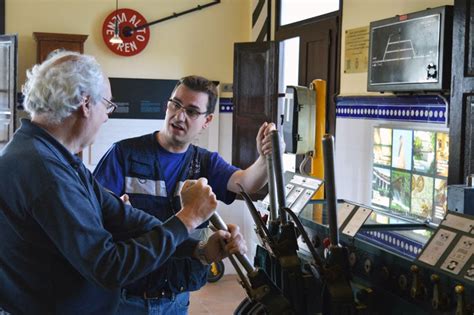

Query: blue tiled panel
left=336, top=95, right=448, bottom=124
left=358, top=230, right=424, bottom=260
left=219, top=97, right=233, bottom=113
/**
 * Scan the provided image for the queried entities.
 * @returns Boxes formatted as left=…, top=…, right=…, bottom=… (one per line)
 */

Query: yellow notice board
left=344, top=26, right=369, bottom=73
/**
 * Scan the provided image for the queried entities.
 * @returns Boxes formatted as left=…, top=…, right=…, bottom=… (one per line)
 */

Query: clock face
left=102, top=8, right=150, bottom=57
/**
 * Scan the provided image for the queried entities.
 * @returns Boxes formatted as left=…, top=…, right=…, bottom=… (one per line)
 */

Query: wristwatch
left=196, top=241, right=210, bottom=265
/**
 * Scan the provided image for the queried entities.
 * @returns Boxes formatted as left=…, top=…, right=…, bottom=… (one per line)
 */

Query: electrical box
left=282, top=86, right=316, bottom=154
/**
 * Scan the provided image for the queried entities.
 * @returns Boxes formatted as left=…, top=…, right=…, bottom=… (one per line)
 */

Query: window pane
left=279, top=37, right=300, bottom=91
left=280, top=0, right=339, bottom=26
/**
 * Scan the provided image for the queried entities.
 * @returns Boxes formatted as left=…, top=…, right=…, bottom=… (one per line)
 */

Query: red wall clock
left=102, top=8, right=150, bottom=57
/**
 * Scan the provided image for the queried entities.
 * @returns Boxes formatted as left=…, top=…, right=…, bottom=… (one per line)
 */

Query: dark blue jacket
left=0, top=120, right=198, bottom=314
left=94, top=133, right=238, bottom=294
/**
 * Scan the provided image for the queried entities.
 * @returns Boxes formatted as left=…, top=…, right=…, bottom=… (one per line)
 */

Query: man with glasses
left=94, top=75, right=275, bottom=314
left=0, top=53, right=247, bottom=314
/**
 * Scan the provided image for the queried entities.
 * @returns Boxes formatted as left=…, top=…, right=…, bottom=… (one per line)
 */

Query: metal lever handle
left=410, top=265, right=423, bottom=299
left=455, top=284, right=465, bottom=315
left=209, top=212, right=255, bottom=274
left=430, top=274, right=448, bottom=310
left=270, top=130, right=287, bottom=224
left=322, top=134, right=339, bottom=246
left=266, top=155, right=278, bottom=222
left=238, top=185, right=275, bottom=249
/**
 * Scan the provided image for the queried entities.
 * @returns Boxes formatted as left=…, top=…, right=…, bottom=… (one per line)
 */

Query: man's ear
left=202, top=114, right=214, bottom=130
left=79, top=96, right=92, bottom=118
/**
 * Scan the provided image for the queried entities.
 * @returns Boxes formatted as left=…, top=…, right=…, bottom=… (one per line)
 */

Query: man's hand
left=227, top=122, right=284, bottom=194
left=119, top=194, right=130, bottom=205
left=176, top=178, right=217, bottom=233
left=200, top=224, right=247, bottom=263
left=256, top=122, right=276, bottom=157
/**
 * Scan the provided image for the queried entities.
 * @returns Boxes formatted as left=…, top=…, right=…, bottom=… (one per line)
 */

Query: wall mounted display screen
left=109, top=78, right=178, bottom=119
left=367, top=6, right=452, bottom=92
left=372, top=127, right=449, bottom=224
left=370, top=14, right=440, bottom=85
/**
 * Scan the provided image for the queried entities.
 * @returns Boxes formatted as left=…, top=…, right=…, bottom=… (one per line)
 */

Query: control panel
left=297, top=200, right=474, bottom=314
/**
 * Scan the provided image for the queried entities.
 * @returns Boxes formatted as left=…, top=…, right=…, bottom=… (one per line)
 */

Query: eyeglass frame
left=102, top=97, right=118, bottom=115
left=167, top=98, right=209, bottom=120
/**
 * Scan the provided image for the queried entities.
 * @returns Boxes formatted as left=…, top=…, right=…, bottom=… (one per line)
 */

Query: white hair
left=22, top=51, right=105, bottom=124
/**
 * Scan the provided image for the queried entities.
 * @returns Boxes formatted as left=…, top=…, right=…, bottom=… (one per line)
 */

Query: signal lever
left=209, top=212, right=294, bottom=314
left=238, top=185, right=277, bottom=255
left=321, top=134, right=355, bottom=314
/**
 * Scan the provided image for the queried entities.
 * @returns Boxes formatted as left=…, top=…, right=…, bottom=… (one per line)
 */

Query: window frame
left=276, top=0, right=343, bottom=33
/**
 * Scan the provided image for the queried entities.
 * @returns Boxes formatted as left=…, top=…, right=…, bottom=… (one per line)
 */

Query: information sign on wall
left=344, top=26, right=369, bottom=73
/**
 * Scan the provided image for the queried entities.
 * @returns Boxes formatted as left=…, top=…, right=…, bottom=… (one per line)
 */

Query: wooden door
left=448, top=0, right=474, bottom=184
left=0, top=0, right=4, bottom=35
left=276, top=15, right=340, bottom=135
left=232, top=41, right=279, bottom=170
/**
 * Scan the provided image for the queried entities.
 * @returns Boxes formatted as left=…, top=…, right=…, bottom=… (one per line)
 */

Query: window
left=279, top=0, right=339, bottom=27
left=372, top=127, right=449, bottom=224
left=279, top=37, right=300, bottom=91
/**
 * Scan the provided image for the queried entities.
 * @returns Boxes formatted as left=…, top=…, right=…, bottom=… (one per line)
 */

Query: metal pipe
left=227, top=253, right=253, bottom=295
left=126, top=0, right=221, bottom=33
left=209, top=212, right=255, bottom=273
left=266, top=155, right=278, bottom=222
left=322, top=134, right=339, bottom=246
left=270, top=131, right=287, bottom=224
left=238, top=186, right=275, bottom=248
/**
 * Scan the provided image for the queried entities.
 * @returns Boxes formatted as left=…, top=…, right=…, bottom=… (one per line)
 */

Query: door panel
left=233, top=42, right=279, bottom=170
left=234, top=47, right=274, bottom=117
left=0, top=34, right=17, bottom=151
left=233, top=117, right=265, bottom=168
left=448, top=0, right=474, bottom=184
left=468, top=3, right=474, bottom=74
left=277, top=15, right=340, bottom=135
left=304, top=36, right=330, bottom=88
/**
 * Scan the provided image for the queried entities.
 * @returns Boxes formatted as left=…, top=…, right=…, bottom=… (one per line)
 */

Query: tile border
left=219, top=97, right=233, bottom=113
left=336, top=95, right=448, bottom=124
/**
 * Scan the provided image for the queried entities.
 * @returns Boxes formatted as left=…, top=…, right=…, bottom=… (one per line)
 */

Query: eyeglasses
left=167, top=99, right=208, bottom=120
left=102, top=97, right=118, bottom=115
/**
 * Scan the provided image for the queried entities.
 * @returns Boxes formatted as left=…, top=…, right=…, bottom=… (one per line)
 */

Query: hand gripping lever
left=210, top=212, right=294, bottom=315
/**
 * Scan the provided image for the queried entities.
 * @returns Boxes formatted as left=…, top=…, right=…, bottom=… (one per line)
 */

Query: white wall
left=7, top=0, right=250, bottom=85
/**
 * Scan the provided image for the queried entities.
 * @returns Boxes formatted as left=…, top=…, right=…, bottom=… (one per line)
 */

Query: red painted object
left=102, top=8, right=150, bottom=56
left=322, top=237, right=331, bottom=249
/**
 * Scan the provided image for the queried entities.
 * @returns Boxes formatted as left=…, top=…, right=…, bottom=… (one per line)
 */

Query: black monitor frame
left=367, top=6, right=453, bottom=93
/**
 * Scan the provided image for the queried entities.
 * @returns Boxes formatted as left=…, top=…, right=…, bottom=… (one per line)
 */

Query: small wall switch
left=221, top=83, right=233, bottom=93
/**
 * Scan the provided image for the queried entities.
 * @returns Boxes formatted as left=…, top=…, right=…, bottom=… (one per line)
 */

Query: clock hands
left=122, top=0, right=220, bottom=37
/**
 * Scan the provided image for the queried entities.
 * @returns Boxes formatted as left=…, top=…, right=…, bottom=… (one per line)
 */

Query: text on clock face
left=105, top=13, right=148, bottom=43
left=102, top=8, right=150, bottom=56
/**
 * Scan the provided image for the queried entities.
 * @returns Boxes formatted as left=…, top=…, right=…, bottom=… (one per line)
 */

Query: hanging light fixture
left=109, top=0, right=123, bottom=44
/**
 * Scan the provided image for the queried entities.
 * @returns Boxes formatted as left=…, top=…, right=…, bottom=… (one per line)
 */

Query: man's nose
left=175, top=108, right=187, bottom=120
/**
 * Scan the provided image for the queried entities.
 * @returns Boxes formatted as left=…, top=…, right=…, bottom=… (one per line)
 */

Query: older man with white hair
left=0, top=51, right=246, bottom=314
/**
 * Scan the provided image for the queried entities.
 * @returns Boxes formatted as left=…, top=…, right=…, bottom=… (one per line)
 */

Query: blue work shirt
left=0, top=120, right=199, bottom=314
left=93, top=132, right=238, bottom=294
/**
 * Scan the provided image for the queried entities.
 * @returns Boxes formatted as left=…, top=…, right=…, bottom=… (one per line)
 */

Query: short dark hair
left=174, top=75, right=218, bottom=114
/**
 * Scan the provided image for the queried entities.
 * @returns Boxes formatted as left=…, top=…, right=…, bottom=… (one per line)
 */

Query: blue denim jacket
left=0, top=120, right=197, bottom=314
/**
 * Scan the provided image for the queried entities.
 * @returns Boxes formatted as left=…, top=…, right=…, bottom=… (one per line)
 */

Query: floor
left=189, top=275, right=247, bottom=314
